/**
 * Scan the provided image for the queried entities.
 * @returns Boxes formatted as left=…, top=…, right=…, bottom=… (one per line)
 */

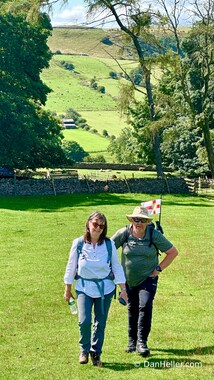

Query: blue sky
left=46, top=1, right=88, bottom=26
left=45, top=0, right=194, bottom=27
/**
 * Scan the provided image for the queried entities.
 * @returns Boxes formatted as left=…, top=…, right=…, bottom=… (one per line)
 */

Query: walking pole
left=156, top=195, right=164, bottom=234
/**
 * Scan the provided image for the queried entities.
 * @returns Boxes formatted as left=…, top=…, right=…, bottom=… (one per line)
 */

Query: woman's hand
left=64, top=285, right=75, bottom=302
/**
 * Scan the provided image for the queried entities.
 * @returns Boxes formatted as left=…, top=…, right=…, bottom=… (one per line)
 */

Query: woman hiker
left=64, top=211, right=127, bottom=367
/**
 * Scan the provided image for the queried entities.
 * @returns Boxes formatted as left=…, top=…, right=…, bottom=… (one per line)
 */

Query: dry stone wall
left=0, top=177, right=189, bottom=196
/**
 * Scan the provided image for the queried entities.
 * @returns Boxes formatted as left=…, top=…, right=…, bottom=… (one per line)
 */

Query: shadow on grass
left=103, top=357, right=205, bottom=371
left=103, top=348, right=214, bottom=371
left=102, top=346, right=213, bottom=371
left=0, top=192, right=213, bottom=212
left=0, top=193, right=135, bottom=211
left=153, top=345, right=214, bottom=356
left=102, top=362, right=137, bottom=371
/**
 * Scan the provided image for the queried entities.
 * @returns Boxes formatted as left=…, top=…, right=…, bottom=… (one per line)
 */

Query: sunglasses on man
left=132, top=217, right=148, bottom=223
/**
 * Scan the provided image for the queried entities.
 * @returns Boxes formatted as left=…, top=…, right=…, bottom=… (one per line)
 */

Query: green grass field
left=41, top=32, right=152, bottom=157
left=41, top=54, right=142, bottom=158
left=0, top=193, right=213, bottom=379
left=62, top=129, right=112, bottom=161
left=42, top=54, right=144, bottom=114
left=42, top=59, right=117, bottom=114
left=77, top=169, right=158, bottom=180
left=69, top=110, right=128, bottom=138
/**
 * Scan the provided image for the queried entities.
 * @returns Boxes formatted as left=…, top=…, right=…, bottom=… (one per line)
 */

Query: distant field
left=41, top=54, right=145, bottom=158
left=81, top=111, right=128, bottom=137
left=42, top=28, right=163, bottom=160
left=77, top=169, right=157, bottom=179
left=42, top=54, right=147, bottom=114
left=63, top=128, right=110, bottom=154
left=47, top=27, right=122, bottom=58
left=42, top=59, right=117, bottom=113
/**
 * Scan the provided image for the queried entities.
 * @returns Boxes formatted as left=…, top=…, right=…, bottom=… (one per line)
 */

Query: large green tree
left=157, top=0, right=214, bottom=177
left=0, top=12, right=66, bottom=169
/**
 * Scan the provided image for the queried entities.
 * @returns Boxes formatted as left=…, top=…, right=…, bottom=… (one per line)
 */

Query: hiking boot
left=79, top=352, right=89, bottom=364
left=125, top=343, right=136, bottom=353
left=136, top=341, right=150, bottom=357
left=90, top=352, right=102, bottom=367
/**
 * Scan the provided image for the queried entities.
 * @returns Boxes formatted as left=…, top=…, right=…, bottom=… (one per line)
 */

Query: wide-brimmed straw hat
left=126, top=206, right=153, bottom=222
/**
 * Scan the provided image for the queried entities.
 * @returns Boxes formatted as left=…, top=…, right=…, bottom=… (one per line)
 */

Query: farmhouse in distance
left=62, top=119, right=76, bottom=129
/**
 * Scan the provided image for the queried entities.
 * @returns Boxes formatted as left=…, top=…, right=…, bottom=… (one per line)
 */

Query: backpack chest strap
left=76, top=273, right=114, bottom=314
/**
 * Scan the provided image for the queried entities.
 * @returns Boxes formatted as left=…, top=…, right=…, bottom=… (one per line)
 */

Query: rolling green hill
left=42, top=57, right=117, bottom=113
left=42, top=27, right=144, bottom=160
left=42, top=54, right=141, bottom=113
left=47, top=27, right=123, bottom=59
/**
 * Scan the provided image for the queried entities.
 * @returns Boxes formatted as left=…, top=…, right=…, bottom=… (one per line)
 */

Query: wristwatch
left=156, top=265, right=162, bottom=272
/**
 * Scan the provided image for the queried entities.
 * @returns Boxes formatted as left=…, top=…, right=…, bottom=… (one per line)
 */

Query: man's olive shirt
left=112, top=225, right=173, bottom=287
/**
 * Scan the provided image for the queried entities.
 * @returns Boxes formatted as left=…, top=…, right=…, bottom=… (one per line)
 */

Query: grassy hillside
left=42, top=54, right=142, bottom=113
left=63, top=129, right=109, bottom=152
left=80, top=110, right=128, bottom=137
left=41, top=52, right=135, bottom=157
left=42, top=28, right=152, bottom=160
left=42, top=57, right=117, bottom=113
left=47, top=27, right=123, bottom=58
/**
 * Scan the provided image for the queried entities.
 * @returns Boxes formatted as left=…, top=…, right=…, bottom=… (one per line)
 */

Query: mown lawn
left=0, top=193, right=213, bottom=379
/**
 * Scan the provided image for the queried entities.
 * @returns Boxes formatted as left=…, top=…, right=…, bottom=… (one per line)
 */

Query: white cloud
left=51, top=5, right=87, bottom=26
left=48, top=0, right=196, bottom=28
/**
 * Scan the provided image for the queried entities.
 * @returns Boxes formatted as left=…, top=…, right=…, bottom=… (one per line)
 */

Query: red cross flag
left=141, top=199, right=161, bottom=215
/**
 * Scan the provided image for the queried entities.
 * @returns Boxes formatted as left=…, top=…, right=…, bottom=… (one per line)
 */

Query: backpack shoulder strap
left=148, top=223, right=161, bottom=256
left=76, top=236, right=84, bottom=258
left=120, top=225, right=130, bottom=245
left=125, top=225, right=130, bottom=242
left=105, top=238, right=112, bottom=264
left=77, top=236, right=113, bottom=263
left=148, top=223, right=155, bottom=247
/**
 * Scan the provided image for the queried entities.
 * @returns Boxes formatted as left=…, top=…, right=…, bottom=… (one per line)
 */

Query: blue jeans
left=76, top=290, right=115, bottom=354
left=126, top=276, right=158, bottom=344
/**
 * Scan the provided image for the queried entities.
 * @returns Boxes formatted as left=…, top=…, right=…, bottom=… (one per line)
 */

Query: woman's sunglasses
left=132, top=217, right=148, bottom=223
left=91, top=221, right=105, bottom=230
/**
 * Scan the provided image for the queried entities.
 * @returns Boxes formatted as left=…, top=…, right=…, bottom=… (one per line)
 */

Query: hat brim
left=126, top=214, right=153, bottom=222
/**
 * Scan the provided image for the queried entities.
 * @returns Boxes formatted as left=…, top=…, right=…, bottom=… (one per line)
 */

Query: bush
left=102, top=130, right=109, bottom=137
left=109, top=71, right=118, bottom=79
left=98, top=86, right=105, bottom=94
left=101, top=37, right=113, bottom=46
left=90, top=77, right=98, bottom=90
left=65, top=108, right=81, bottom=123
left=93, top=155, right=106, bottom=162
left=84, top=155, right=106, bottom=163
left=62, top=141, right=88, bottom=162
left=61, top=62, right=75, bottom=71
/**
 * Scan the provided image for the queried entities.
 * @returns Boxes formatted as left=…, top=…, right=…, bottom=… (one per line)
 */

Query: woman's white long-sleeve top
left=64, top=238, right=126, bottom=297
